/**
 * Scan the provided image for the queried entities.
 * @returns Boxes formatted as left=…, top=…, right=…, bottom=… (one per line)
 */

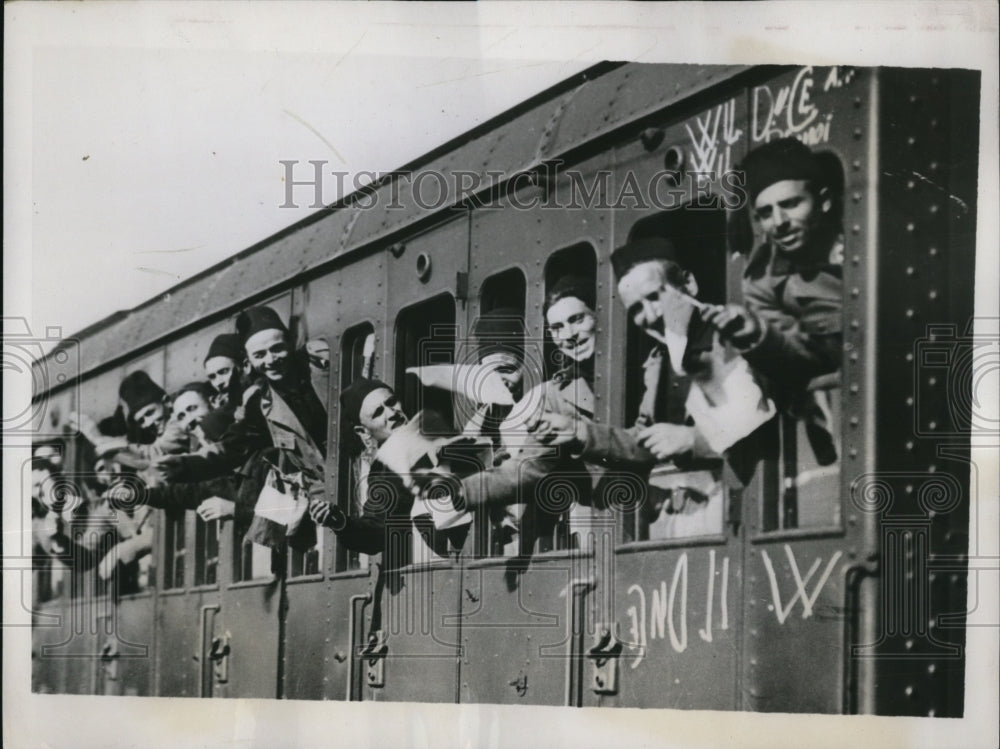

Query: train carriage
left=30, top=62, right=979, bottom=716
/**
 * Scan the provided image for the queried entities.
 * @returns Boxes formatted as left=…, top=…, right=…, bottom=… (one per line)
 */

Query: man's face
left=752, top=179, right=827, bottom=255
left=357, top=387, right=407, bottom=446
left=480, top=351, right=525, bottom=395
left=204, top=356, right=237, bottom=394
left=245, top=329, right=291, bottom=382
left=546, top=296, right=597, bottom=363
left=133, top=401, right=166, bottom=434
left=618, top=260, right=698, bottom=344
left=172, top=390, right=211, bottom=433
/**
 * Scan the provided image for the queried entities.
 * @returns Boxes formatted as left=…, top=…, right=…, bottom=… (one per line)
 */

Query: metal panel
left=609, top=544, right=740, bottom=710
left=459, top=559, right=582, bottom=706
left=740, top=65, right=873, bottom=714
left=32, top=599, right=70, bottom=694
left=867, top=67, right=979, bottom=718
left=363, top=566, right=462, bottom=703
left=154, top=590, right=212, bottom=696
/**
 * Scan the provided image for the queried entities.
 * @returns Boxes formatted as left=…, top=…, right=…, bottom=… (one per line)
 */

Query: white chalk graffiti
left=760, top=544, right=843, bottom=624
left=626, top=551, right=727, bottom=669
left=685, top=98, right=743, bottom=173
left=752, top=66, right=842, bottom=146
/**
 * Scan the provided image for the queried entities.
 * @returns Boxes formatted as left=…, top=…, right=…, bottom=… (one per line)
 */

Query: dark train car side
left=30, top=63, right=980, bottom=715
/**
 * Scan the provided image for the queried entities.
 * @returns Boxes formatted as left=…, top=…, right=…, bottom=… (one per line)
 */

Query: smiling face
left=753, top=179, right=829, bottom=255
left=356, top=387, right=407, bottom=447
left=171, top=390, right=211, bottom=433
left=244, top=329, right=291, bottom=382
left=204, top=355, right=237, bottom=394
left=546, top=295, right=597, bottom=363
left=617, top=260, right=696, bottom=342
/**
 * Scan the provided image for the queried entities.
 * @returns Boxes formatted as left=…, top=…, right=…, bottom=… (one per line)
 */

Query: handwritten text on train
left=752, top=66, right=856, bottom=146
left=625, top=545, right=842, bottom=668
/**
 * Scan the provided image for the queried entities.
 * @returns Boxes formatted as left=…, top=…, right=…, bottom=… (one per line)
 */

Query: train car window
left=395, top=294, right=457, bottom=431
left=336, top=322, right=378, bottom=573
left=539, top=245, right=600, bottom=553
left=194, top=518, right=220, bottom=586
left=479, top=268, right=526, bottom=317
left=163, top=514, right=186, bottom=590
left=753, top=154, right=846, bottom=533
left=468, top=269, right=528, bottom=557
left=619, top=209, right=729, bottom=544
left=396, top=295, right=460, bottom=565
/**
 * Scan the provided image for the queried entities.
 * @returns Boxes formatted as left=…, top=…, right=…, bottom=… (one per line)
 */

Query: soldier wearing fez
left=705, top=137, right=844, bottom=465
left=202, top=333, right=244, bottom=411
left=157, top=306, right=327, bottom=483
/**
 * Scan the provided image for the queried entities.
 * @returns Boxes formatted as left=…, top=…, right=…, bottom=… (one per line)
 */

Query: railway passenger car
left=29, top=62, right=980, bottom=716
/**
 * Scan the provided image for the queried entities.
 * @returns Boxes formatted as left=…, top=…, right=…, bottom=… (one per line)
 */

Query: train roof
left=33, top=61, right=749, bottom=398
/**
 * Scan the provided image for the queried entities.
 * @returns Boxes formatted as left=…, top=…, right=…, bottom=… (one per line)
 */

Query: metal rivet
left=850, top=384, right=859, bottom=394
left=928, top=376, right=937, bottom=386
left=852, top=224, right=861, bottom=235
left=927, top=663, right=936, bottom=674
left=852, top=192, right=862, bottom=202
left=850, top=416, right=859, bottom=427
left=929, top=290, right=938, bottom=300
left=906, top=309, right=914, bottom=318
left=905, top=641, right=914, bottom=651
left=929, top=204, right=939, bottom=214
left=928, top=421, right=937, bottom=430
left=906, top=352, right=914, bottom=362
left=850, top=353, right=859, bottom=362
left=906, top=396, right=914, bottom=406
left=853, top=128, right=863, bottom=139
left=929, top=246, right=938, bottom=256
left=907, top=136, right=916, bottom=146
left=906, top=266, right=915, bottom=275
left=906, top=222, right=915, bottom=232
left=852, top=254, right=861, bottom=265
left=852, top=159, right=861, bottom=170
left=905, top=484, right=914, bottom=494
left=853, top=97, right=862, bottom=108
left=849, top=448, right=858, bottom=458
left=851, top=288, right=860, bottom=297
left=928, top=464, right=936, bottom=473
left=907, top=180, right=916, bottom=190
left=851, top=320, right=860, bottom=330
left=905, top=441, right=915, bottom=451
left=929, top=161, right=939, bottom=171
left=905, top=685, right=914, bottom=696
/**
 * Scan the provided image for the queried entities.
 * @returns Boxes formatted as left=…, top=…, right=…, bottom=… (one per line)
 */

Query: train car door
left=97, top=353, right=163, bottom=696
left=208, top=293, right=295, bottom=699
left=362, top=217, right=469, bottom=703
left=279, top=266, right=381, bottom=701
left=739, top=66, right=872, bottom=714
left=458, top=178, right=618, bottom=707
left=603, top=97, right=752, bottom=709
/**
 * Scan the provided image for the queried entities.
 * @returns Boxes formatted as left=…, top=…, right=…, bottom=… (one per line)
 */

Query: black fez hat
left=739, top=137, right=825, bottom=202
left=204, top=333, right=243, bottom=365
left=340, top=378, right=393, bottom=429
left=171, top=381, right=216, bottom=403
left=119, top=371, right=166, bottom=417
left=199, top=410, right=235, bottom=443
left=473, top=307, right=526, bottom=362
left=235, top=306, right=288, bottom=345
left=545, top=274, right=596, bottom=313
left=610, top=237, right=681, bottom=280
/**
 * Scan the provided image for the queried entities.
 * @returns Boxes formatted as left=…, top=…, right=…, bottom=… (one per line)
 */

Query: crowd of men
left=31, top=137, right=844, bottom=592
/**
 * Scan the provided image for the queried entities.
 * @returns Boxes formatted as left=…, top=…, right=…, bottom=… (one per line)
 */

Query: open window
left=753, top=154, right=846, bottom=534
left=620, top=208, right=729, bottom=543
left=336, top=322, right=378, bottom=573
left=395, top=294, right=457, bottom=434
left=470, top=269, right=528, bottom=558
